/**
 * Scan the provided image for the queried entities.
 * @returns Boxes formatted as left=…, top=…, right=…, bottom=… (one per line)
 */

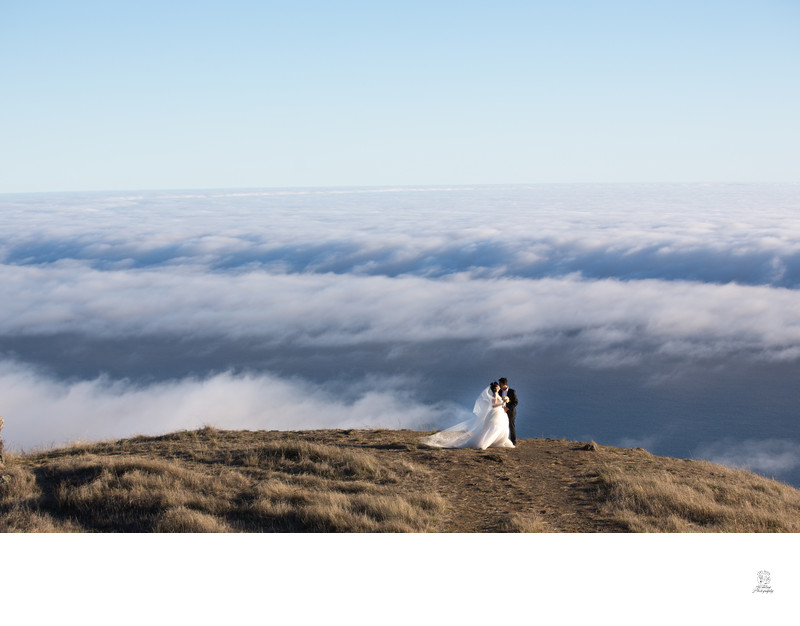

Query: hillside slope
left=2, top=428, right=799, bottom=532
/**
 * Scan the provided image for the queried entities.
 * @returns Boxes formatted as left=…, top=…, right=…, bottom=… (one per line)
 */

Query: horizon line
left=3, top=180, right=799, bottom=196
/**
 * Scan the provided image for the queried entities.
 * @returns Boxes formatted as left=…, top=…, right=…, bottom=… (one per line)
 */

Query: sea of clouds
left=2, top=184, right=799, bottom=484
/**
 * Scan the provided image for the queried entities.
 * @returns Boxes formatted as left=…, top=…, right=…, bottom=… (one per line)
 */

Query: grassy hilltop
left=1, top=427, right=799, bottom=533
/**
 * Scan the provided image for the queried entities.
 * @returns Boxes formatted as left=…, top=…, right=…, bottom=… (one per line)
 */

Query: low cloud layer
left=3, top=184, right=800, bottom=285
left=2, top=264, right=799, bottom=362
left=0, top=361, right=459, bottom=451
left=696, top=439, right=800, bottom=477
left=2, top=185, right=798, bottom=485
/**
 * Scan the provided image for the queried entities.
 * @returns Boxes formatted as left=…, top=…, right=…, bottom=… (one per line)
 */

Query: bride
left=421, top=382, right=515, bottom=449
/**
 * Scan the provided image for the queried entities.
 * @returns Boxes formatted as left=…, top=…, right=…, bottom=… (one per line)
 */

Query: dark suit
left=504, top=388, right=518, bottom=444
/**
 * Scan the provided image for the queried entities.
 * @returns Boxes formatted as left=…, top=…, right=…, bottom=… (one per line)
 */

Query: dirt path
left=411, top=439, right=626, bottom=532
left=319, top=430, right=627, bottom=532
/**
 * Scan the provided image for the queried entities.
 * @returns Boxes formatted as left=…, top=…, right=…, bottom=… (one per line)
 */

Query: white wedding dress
left=421, top=386, right=515, bottom=449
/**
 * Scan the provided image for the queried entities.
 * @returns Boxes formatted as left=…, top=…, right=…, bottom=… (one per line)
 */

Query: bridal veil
left=420, top=386, right=495, bottom=448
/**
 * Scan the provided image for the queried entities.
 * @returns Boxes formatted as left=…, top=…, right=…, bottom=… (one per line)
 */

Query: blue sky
left=1, top=0, right=799, bottom=192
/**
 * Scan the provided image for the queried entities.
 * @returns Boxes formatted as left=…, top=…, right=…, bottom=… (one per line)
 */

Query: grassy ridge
left=595, top=455, right=800, bottom=532
left=0, top=428, right=443, bottom=532
left=2, top=427, right=799, bottom=532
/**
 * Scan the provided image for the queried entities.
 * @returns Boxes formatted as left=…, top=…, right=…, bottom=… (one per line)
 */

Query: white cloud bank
left=2, top=263, right=799, bottom=361
left=0, top=361, right=459, bottom=452
left=2, top=185, right=799, bottom=364
left=3, top=184, right=800, bottom=284
left=2, top=185, right=799, bottom=468
left=696, top=439, right=800, bottom=477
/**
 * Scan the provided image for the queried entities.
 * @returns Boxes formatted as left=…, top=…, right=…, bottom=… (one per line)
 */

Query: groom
left=498, top=378, right=518, bottom=445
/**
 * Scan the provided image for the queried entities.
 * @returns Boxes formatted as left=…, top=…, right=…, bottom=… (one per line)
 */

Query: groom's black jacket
left=505, top=388, right=518, bottom=418
left=505, top=388, right=518, bottom=444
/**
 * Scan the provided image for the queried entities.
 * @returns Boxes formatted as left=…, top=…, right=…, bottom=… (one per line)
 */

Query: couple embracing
left=422, top=378, right=518, bottom=450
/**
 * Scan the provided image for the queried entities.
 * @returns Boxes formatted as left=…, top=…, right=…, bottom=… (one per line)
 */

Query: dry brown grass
left=0, top=428, right=445, bottom=533
left=594, top=457, right=800, bottom=532
left=500, top=511, right=551, bottom=533
left=4, top=428, right=799, bottom=533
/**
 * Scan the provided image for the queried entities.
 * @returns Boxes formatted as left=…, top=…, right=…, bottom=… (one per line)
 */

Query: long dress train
left=421, top=386, right=515, bottom=449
